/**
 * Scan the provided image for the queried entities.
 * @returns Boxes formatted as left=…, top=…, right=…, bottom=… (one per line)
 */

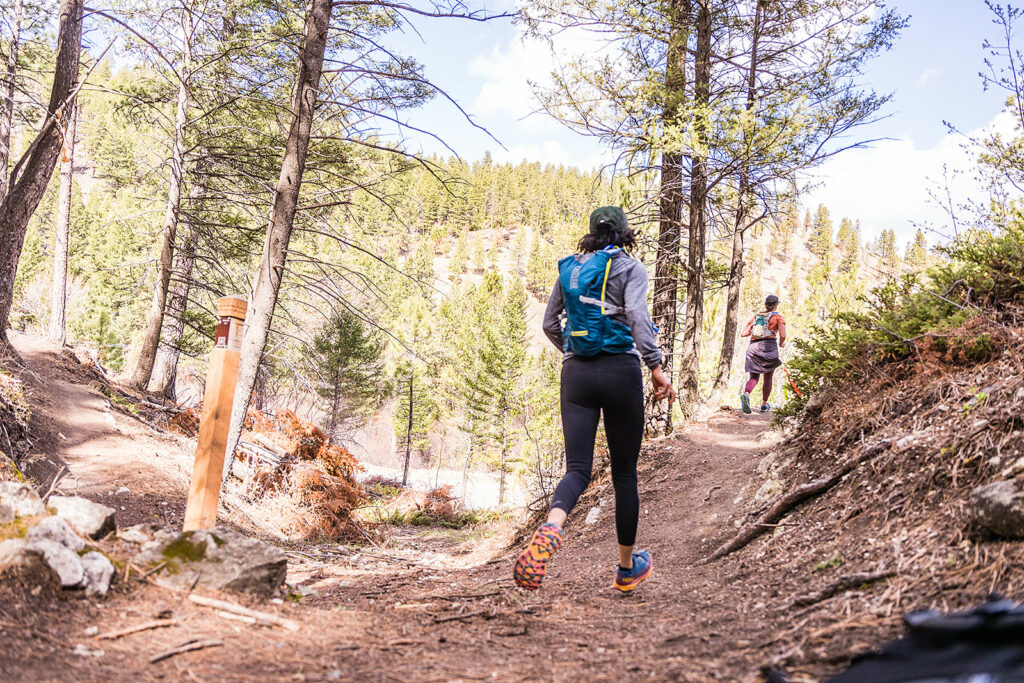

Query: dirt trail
left=3, top=370, right=791, bottom=683
left=8, top=331, right=194, bottom=527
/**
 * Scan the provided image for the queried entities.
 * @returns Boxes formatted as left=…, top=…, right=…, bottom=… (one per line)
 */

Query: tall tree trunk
left=0, top=0, right=83, bottom=345
left=48, top=102, right=78, bottom=347
left=498, top=425, right=506, bottom=506
left=224, top=0, right=334, bottom=479
left=0, top=0, right=23, bottom=205
left=149, top=219, right=197, bottom=398
left=677, top=0, right=713, bottom=413
left=646, top=0, right=690, bottom=436
left=328, top=368, right=340, bottom=432
left=402, top=372, right=413, bottom=487
left=709, top=0, right=763, bottom=407
left=130, top=10, right=193, bottom=388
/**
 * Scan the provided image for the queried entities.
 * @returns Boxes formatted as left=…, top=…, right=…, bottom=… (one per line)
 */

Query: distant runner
left=739, top=294, right=786, bottom=413
left=513, top=206, right=675, bottom=593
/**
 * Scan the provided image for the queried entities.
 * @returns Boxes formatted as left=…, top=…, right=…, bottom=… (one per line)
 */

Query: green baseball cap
left=589, top=206, right=627, bottom=235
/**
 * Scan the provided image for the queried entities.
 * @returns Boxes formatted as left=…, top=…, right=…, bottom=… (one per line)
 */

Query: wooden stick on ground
left=149, top=639, right=223, bottom=664
left=96, top=619, right=177, bottom=640
left=430, top=610, right=489, bottom=626
left=703, top=438, right=894, bottom=563
left=188, top=594, right=300, bottom=632
left=789, top=570, right=896, bottom=608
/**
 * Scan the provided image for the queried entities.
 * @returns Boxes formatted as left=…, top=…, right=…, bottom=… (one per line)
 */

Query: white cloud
left=916, top=67, right=943, bottom=88
left=469, top=37, right=553, bottom=120
left=805, top=111, right=1015, bottom=244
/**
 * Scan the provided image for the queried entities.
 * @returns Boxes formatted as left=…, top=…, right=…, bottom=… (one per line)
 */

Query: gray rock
left=26, top=515, right=86, bottom=552
left=134, top=527, right=286, bottom=596
left=0, top=538, right=61, bottom=594
left=118, top=523, right=160, bottom=545
left=0, top=502, right=13, bottom=524
left=80, top=552, right=115, bottom=597
left=50, top=496, right=116, bottom=539
left=971, top=479, right=1024, bottom=539
left=24, top=537, right=84, bottom=587
left=0, top=481, right=45, bottom=517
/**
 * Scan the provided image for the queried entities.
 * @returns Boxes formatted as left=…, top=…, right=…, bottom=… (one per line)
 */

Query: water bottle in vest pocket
left=557, top=248, right=635, bottom=356
left=752, top=311, right=777, bottom=340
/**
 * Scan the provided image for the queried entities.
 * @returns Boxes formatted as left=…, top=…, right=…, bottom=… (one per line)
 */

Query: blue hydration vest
left=557, top=247, right=635, bottom=356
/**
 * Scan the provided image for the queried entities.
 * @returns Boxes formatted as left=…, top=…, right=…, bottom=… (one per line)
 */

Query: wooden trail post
left=183, top=296, right=247, bottom=531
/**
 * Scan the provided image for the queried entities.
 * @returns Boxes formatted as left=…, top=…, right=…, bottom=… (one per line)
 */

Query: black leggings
left=550, top=354, right=644, bottom=546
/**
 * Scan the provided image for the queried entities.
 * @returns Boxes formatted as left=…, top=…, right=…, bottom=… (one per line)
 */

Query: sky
left=388, top=1, right=1011, bottom=246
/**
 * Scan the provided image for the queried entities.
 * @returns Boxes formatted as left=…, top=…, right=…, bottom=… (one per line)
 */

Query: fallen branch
left=432, top=609, right=489, bottom=624
left=187, top=594, right=300, bottom=632
left=40, top=466, right=68, bottom=503
left=703, top=438, right=894, bottom=562
left=789, top=570, right=895, bottom=608
left=149, top=639, right=223, bottom=664
left=97, top=619, right=177, bottom=640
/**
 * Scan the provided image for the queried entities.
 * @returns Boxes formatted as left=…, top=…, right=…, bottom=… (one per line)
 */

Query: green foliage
left=780, top=222, right=1024, bottom=416
left=306, top=309, right=388, bottom=433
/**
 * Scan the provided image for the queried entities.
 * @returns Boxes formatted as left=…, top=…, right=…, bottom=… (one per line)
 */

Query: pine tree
left=526, top=231, right=550, bottom=295
left=307, top=309, right=387, bottom=435
left=471, top=278, right=528, bottom=505
left=392, top=296, right=438, bottom=486
left=836, top=217, right=861, bottom=273
left=905, top=228, right=927, bottom=272
left=877, top=228, right=901, bottom=278
left=808, top=204, right=834, bottom=267
left=449, top=229, right=468, bottom=279
left=471, top=235, right=485, bottom=273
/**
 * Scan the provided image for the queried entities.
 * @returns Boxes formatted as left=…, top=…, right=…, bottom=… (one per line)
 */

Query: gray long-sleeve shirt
left=542, top=251, right=664, bottom=370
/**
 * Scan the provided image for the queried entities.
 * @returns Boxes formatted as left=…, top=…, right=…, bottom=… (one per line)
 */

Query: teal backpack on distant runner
left=751, top=311, right=779, bottom=341
left=557, top=247, right=635, bottom=356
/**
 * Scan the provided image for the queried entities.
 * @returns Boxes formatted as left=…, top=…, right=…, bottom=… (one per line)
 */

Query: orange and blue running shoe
left=613, top=550, right=652, bottom=592
left=513, top=522, right=563, bottom=590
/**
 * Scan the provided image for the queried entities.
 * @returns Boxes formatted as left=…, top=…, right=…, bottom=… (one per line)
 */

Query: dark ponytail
left=577, top=227, right=637, bottom=253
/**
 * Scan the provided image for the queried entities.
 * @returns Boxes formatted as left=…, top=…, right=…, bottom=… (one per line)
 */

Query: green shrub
left=779, top=223, right=1024, bottom=418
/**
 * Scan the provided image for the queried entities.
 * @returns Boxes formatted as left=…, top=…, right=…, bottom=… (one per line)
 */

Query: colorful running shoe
left=760, top=403, right=771, bottom=412
left=513, top=522, right=563, bottom=590
left=613, top=550, right=653, bottom=593
left=740, top=392, right=752, bottom=414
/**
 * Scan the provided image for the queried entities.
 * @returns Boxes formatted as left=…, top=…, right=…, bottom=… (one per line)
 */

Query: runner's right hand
left=651, top=366, right=677, bottom=408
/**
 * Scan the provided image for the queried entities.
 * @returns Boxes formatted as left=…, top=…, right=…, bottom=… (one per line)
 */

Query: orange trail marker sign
left=183, top=296, right=247, bottom=531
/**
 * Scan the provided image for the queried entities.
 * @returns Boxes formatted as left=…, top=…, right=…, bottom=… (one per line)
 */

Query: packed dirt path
left=3, top=396, right=801, bottom=682
left=7, top=331, right=194, bottom=527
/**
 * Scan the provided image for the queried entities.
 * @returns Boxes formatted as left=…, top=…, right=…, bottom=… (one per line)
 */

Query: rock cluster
left=127, top=525, right=287, bottom=597
left=970, top=478, right=1024, bottom=539
left=0, top=482, right=116, bottom=597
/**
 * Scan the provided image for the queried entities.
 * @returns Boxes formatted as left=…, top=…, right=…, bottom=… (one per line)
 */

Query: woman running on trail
left=513, top=206, right=676, bottom=593
left=739, top=294, right=786, bottom=414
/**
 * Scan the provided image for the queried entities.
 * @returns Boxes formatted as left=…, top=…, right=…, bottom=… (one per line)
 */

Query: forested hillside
left=3, top=0, right=1024, bottom=680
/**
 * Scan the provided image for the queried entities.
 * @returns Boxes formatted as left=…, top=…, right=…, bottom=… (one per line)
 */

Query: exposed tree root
left=703, top=438, right=894, bottom=563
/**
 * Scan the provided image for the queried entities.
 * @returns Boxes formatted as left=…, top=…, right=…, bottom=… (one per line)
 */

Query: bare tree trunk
left=0, top=0, right=23, bottom=205
left=402, top=372, right=413, bottom=487
left=498, top=426, right=506, bottom=506
left=328, top=368, right=340, bottom=432
left=149, top=220, right=197, bottom=399
left=710, top=223, right=745, bottom=405
left=224, top=0, right=334, bottom=479
left=646, top=0, right=690, bottom=436
left=677, top=0, right=713, bottom=413
left=709, top=0, right=762, bottom=407
left=130, top=11, right=194, bottom=388
left=48, top=102, right=78, bottom=347
left=0, top=0, right=83, bottom=345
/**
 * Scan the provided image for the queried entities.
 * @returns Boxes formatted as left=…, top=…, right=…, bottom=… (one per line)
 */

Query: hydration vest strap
left=579, top=295, right=623, bottom=314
